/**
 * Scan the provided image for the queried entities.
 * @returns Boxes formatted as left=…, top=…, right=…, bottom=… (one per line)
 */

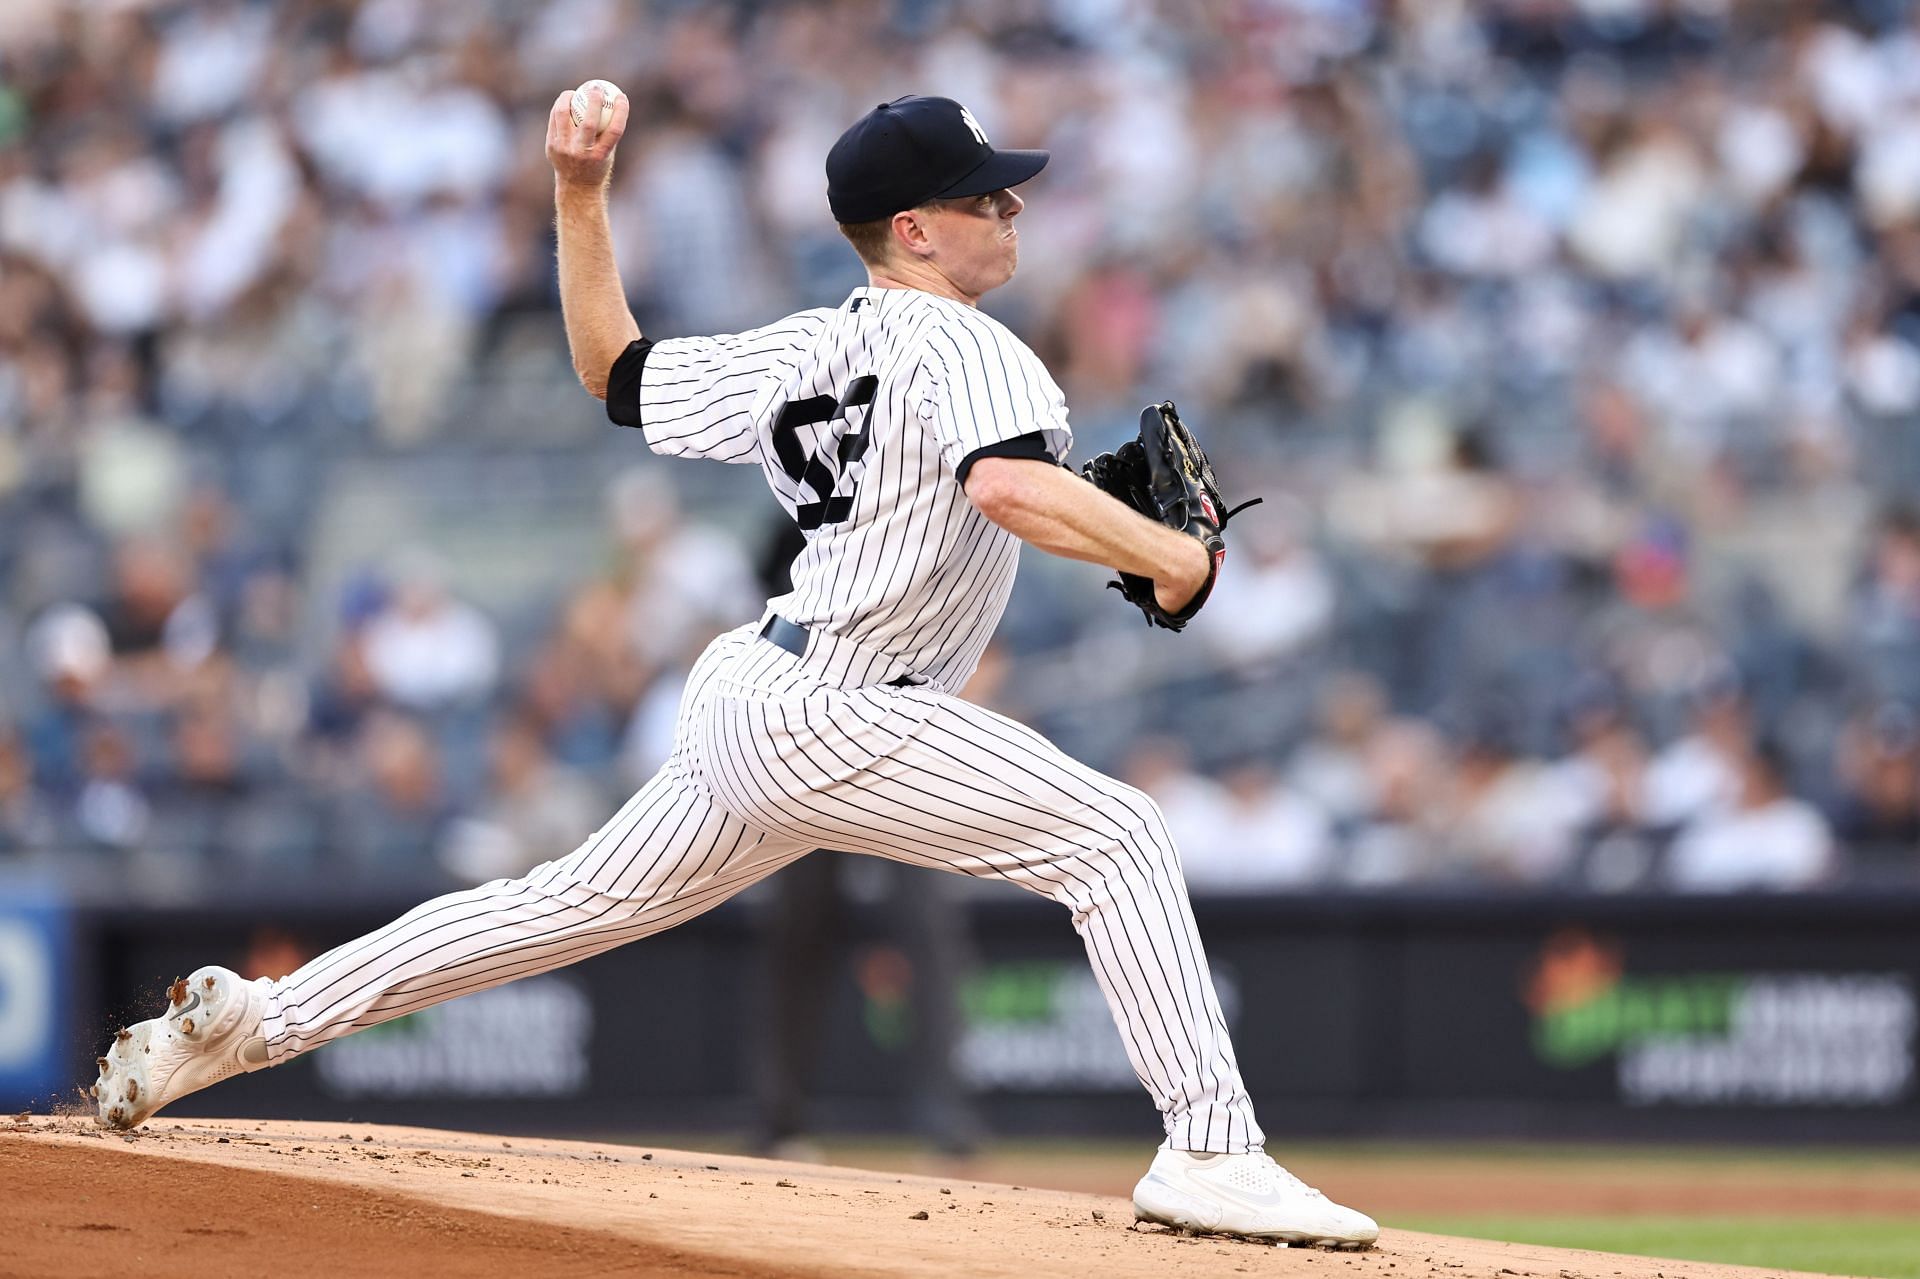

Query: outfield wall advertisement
left=0, top=896, right=71, bottom=1112
left=1525, top=930, right=1914, bottom=1107
left=69, top=891, right=1920, bottom=1138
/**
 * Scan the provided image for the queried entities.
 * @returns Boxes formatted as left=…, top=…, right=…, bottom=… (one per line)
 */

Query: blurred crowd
left=5, top=0, right=1920, bottom=893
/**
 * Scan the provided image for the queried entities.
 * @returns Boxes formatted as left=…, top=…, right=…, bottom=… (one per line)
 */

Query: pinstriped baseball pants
left=259, top=623, right=1266, bottom=1154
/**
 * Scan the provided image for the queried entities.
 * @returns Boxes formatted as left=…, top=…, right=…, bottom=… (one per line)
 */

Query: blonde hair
left=837, top=216, right=897, bottom=266
left=839, top=195, right=981, bottom=266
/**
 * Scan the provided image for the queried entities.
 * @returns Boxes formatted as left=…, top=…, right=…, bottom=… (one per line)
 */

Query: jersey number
left=771, top=375, right=877, bottom=531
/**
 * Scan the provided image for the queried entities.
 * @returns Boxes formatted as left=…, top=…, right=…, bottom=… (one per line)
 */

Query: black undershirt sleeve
left=604, top=339, right=655, bottom=429
left=609, top=351, right=1052, bottom=476
left=955, top=431, right=1055, bottom=486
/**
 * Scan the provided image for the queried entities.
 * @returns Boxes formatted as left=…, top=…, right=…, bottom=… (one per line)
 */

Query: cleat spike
left=97, top=1056, right=109, bottom=1072
left=86, top=964, right=266, bottom=1132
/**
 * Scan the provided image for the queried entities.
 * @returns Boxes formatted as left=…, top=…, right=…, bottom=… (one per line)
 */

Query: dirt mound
left=1, top=1117, right=1843, bottom=1279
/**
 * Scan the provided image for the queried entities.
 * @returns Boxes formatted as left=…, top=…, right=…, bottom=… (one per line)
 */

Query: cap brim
left=935, top=148, right=1049, bottom=200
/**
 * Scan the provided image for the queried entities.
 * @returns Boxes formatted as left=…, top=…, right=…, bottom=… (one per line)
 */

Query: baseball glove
left=1079, top=401, right=1261, bottom=632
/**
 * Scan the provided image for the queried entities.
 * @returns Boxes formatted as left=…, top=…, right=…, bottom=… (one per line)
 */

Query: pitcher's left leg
left=892, top=699, right=1377, bottom=1247
left=710, top=681, right=1262, bottom=1152
left=898, top=696, right=1265, bottom=1153
left=696, top=678, right=1377, bottom=1247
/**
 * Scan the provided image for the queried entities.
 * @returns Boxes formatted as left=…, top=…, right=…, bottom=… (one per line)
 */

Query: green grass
left=601, top=1136, right=1920, bottom=1277
left=1393, top=1215, right=1920, bottom=1279
left=1304, top=1144, right=1920, bottom=1172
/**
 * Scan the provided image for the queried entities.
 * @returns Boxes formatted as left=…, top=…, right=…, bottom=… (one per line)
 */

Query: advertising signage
left=70, top=891, right=1920, bottom=1139
left=0, top=897, right=71, bottom=1112
left=1525, top=928, right=1913, bottom=1107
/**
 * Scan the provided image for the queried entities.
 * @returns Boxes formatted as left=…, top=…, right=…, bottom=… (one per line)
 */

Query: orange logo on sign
left=1524, top=928, right=1623, bottom=1016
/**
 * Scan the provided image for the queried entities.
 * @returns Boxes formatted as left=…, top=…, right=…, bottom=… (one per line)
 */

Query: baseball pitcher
left=91, top=88, right=1376, bottom=1249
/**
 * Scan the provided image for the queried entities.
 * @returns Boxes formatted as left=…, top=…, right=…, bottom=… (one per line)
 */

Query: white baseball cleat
left=1132, top=1147, right=1380, bottom=1248
left=93, top=966, right=272, bottom=1130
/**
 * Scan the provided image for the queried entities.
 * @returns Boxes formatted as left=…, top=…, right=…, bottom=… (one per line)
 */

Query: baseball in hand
left=570, top=79, right=623, bottom=133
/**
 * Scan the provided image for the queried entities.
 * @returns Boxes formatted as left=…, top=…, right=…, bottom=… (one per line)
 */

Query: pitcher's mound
left=1, top=1117, right=1843, bottom=1279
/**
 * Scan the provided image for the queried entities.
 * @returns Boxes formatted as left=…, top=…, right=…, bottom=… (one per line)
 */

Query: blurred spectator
left=1827, top=701, right=1920, bottom=880
left=361, top=548, right=500, bottom=712
left=1667, top=738, right=1837, bottom=892
left=524, top=604, right=643, bottom=775
left=68, top=723, right=150, bottom=853
left=21, top=604, right=112, bottom=798
left=1643, top=677, right=1750, bottom=830
left=1327, top=421, right=1520, bottom=575
left=605, top=467, right=760, bottom=669
left=1342, top=720, right=1450, bottom=887
left=1850, top=508, right=1920, bottom=706
left=439, top=712, right=605, bottom=885
left=179, top=484, right=264, bottom=629
left=1419, top=150, right=1554, bottom=280
left=146, top=689, right=265, bottom=863
left=1440, top=716, right=1580, bottom=884
left=1564, top=727, right=1663, bottom=894
left=1544, top=682, right=1632, bottom=828
left=4, top=0, right=1920, bottom=889
left=620, top=660, right=688, bottom=787
left=0, top=727, right=55, bottom=854
left=1193, top=496, right=1334, bottom=673
left=331, top=710, right=453, bottom=874
left=1286, top=673, right=1387, bottom=829
left=1121, top=738, right=1229, bottom=865
left=1183, top=762, right=1334, bottom=891
left=1545, top=683, right=1664, bottom=891
left=307, top=625, right=382, bottom=772
left=98, top=537, right=217, bottom=706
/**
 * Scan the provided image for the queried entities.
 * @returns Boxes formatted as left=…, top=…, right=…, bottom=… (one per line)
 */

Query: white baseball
left=570, top=79, right=623, bottom=134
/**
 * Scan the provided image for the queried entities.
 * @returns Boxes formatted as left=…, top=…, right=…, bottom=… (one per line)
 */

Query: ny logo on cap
left=958, top=105, right=989, bottom=145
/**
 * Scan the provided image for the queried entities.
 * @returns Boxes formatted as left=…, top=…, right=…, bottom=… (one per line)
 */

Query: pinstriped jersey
left=627, top=285, right=1073, bottom=690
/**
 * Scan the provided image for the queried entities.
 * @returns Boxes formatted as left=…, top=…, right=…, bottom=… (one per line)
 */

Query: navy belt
left=759, top=614, right=812, bottom=657
left=758, top=615, right=919, bottom=687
